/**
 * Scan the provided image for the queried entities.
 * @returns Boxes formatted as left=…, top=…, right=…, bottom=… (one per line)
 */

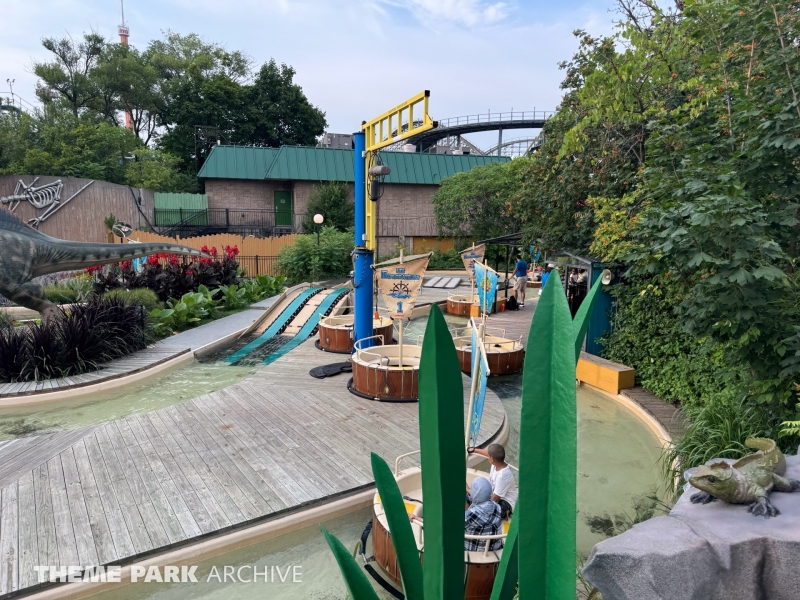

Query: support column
left=352, top=131, right=374, bottom=349
left=497, top=128, right=503, bottom=157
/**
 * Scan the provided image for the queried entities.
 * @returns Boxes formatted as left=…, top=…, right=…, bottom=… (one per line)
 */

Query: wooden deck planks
left=59, top=448, right=100, bottom=568
left=33, top=463, right=58, bottom=569
left=0, top=347, right=189, bottom=398
left=17, top=472, right=38, bottom=590
left=0, top=332, right=507, bottom=596
left=0, top=482, right=19, bottom=594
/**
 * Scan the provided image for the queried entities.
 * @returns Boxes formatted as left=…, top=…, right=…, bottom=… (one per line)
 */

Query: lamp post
left=313, top=213, right=324, bottom=246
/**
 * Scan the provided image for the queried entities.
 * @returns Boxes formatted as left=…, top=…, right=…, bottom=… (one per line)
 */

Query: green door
left=274, top=191, right=293, bottom=226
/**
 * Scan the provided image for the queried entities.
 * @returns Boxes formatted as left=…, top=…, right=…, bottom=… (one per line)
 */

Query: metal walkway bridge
left=405, top=110, right=552, bottom=153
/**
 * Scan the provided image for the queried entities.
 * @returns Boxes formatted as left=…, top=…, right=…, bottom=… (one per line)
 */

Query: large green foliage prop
left=371, top=452, right=425, bottom=600
left=417, top=305, right=466, bottom=599
left=325, top=276, right=596, bottom=599
left=491, top=274, right=601, bottom=599
left=516, top=270, right=576, bottom=598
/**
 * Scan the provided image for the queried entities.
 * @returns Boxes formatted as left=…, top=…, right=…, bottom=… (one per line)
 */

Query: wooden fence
left=130, top=231, right=298, bottom=256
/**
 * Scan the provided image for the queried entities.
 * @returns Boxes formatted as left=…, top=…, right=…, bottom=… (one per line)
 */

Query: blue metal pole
left=352, top=132, right=374, bottom=349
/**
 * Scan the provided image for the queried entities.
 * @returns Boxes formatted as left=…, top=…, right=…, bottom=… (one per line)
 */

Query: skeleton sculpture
left=0, top=177, right=93, bottom=228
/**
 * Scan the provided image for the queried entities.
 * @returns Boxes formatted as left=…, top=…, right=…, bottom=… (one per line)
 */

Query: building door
left=274, top=191, right=293, bottom=226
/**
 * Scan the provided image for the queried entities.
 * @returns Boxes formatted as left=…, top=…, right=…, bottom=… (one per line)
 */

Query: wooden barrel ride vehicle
left=447, top=293, right=479, bottom=317
left=367, top=452, right=511, bottom=600
left=453, top=328, right=524, bottom=376
left=349, top=336, right=422, bottom=401
left=317, top=314, right=395, bottom=353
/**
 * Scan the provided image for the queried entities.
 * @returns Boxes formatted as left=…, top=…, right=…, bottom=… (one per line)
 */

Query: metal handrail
left=435, top=110, right=554, bottom=129
left=394, top=449, right=422, bottom=475
left=354, top=335, right=389, bottom=365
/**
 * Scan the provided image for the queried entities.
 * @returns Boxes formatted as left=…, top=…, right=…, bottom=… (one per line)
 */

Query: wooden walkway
left=0, top=347, right=190, bottom=398
left=0, top=338, right=506, bottom=595
left=621, top=387, right=687, bottom=439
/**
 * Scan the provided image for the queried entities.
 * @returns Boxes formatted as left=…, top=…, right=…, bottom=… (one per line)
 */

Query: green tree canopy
left=21, top=29, right=328, bottom=188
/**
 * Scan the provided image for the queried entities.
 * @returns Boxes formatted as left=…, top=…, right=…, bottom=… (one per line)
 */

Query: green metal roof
left=265, top=147, right=354, bottom=181
left=198, top=146, right=280, bottom=179
left=198, top=145, right=510, bottom=185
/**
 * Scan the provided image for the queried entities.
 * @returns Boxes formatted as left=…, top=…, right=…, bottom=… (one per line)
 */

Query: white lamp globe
left=313, top=214, right=324, bottom=225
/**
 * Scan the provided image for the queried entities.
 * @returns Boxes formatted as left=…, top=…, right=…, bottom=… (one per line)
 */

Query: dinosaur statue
left=0, top=208, right=205, bottom=315
left=689, top=437, right=800, bottom=518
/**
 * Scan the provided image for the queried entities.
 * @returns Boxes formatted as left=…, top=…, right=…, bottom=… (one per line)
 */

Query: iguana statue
left=0, top=208, right=205, bottom=315
left=689, top=438, right=800, bottom=518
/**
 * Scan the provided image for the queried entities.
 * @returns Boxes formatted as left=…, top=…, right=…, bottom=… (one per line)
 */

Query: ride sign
left=373, top=253, right=432, bottom=319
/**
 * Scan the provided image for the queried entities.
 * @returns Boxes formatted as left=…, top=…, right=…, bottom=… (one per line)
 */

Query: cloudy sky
left=1, top=0, right=618, bottom=150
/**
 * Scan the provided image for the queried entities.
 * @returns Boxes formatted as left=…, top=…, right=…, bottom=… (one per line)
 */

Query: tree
left=432, top=159, right=526, bottom=242
left=92, top=44, right=163, bottom=144
left=33, top=33, right=106, bottom=116
left=247, top=60, right=327, bottom=147
left=302, top=182, right=353, bottom=233
left=125, top=149, right=198, bottom=192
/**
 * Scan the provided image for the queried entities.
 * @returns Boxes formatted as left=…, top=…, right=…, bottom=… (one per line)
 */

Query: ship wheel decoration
left=389, top=282, right=411, bottom=298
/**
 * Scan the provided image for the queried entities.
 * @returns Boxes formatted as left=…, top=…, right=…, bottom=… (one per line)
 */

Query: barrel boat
left=447, top=293, right=480, bottom=317
left=349, top=336, right=422, bottom=401
left=317, top=314, right=395, bottom=353
left=452, top=327, right=525, bottom=376
left=365, top=451, right=512, bottom=600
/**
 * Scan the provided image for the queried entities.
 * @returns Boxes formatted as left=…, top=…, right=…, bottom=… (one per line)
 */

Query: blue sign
left=469, top=324, right=490, bottom=448
left=473, top=262, right=498, bottom=314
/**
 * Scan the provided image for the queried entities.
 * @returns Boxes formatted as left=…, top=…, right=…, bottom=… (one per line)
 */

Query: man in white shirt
left=467, top=443, right=518, bottom=519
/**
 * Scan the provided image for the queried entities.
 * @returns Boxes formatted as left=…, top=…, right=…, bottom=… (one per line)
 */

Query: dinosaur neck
left=33, top=240, right=203, bottom=277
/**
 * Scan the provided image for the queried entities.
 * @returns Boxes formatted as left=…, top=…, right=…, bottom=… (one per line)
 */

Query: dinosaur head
left=689, top=462, right=737, bottom=498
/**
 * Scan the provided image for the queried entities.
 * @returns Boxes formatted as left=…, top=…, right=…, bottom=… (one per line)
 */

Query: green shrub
left=600, top=276, right=727, bottom=409
left=276, top=226, right=353, bottom=284
left=240, top=274, right=286, bottom=303
left=218, top=284, right=248, bottom=310
left=301, top=182, right=353, bottom=233
left=0, top=297, right=148, bottom=383
left=104, top=288, right=162, bottom=312
left=149, top=286, right=217, bottom=336
left=429, top=248, right=463, bottom=270
left=44, top=286, right=79, bottom=305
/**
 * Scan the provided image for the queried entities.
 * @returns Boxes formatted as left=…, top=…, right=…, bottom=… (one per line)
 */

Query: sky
left=0, top=0, right=619, bottom=151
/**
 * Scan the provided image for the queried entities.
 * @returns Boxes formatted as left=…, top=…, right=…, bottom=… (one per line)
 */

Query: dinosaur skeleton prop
left=0, top=177, right=94, bottom=228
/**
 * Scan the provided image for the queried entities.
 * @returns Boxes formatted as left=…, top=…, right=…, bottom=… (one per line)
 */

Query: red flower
left=201, top=245, right=210, bottom=253
left=121, top=260, right=132, bottom=270
left=210, top=246, right=218, bottom=257
left=146, top=255, right=160, bottom=266
left=85, top=265, right=101, bottom=273
left=186, top=269, right=193, bottom=276
left=169, top=254, right=178, bottom=265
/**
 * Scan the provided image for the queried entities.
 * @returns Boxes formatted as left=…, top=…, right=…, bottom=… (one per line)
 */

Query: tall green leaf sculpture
left=491, top=274, right=603, bottom=600
left=324, top=276, right=605, bottom=599
left=516, top=270, right=576, bottom=599
left=417, top=304, right=466, bottom=599
left=371, top=452, right=425, bottom=600
left=322, top=304, right=464, bottom=599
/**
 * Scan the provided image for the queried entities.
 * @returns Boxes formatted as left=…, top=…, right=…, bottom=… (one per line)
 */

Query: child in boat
left=409, top=479, right=503, bottom=552
left=467, top=443, right=518, bottom=519
left=464, top=477, right=503, bottom=551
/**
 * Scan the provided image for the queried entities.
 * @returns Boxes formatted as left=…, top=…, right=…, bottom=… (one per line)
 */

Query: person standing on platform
left=511, top=253, right=528, bottom=307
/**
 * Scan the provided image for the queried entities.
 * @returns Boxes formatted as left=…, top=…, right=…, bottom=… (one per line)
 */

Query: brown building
left=198, top=145, right=509, bottom=256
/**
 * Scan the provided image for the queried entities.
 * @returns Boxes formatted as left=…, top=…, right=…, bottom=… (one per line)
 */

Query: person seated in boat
left=464, top=477, right=503, bottom=551
left=467, top=443, right=518, bottom=519
left=409, top=480, right=503, bottom=551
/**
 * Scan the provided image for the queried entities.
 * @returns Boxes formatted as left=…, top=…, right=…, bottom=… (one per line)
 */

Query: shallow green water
left=0, top=361, right=257, bottom=440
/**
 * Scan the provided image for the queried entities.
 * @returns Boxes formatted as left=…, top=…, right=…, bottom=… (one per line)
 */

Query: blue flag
left=469, top=322, right=490, bottom=448
left=474, top=262, right=498, bottom=315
